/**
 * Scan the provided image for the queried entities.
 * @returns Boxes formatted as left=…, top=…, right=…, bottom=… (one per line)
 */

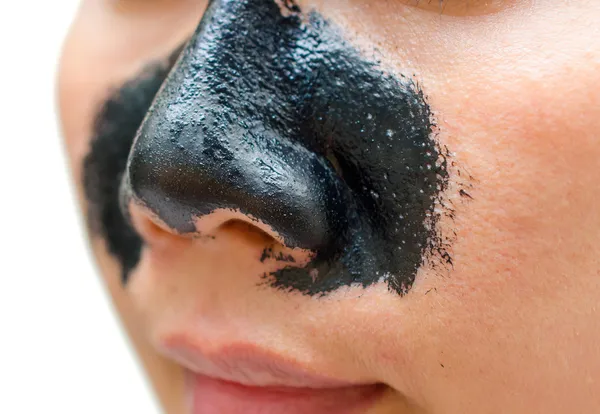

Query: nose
left=122, top=0, right=349, bottom=254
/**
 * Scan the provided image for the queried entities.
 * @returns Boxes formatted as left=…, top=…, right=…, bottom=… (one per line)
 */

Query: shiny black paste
left=119, top=0, right=448, bottom=295
left=84, top=50, right=182, bottom=282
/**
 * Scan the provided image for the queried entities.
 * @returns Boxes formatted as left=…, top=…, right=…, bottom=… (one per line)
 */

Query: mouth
left=188, top=374, right=385, bottom=414
left=162, top=338, right=385, bottom=413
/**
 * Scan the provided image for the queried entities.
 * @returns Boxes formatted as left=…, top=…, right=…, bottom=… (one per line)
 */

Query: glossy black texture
left=84, top=51, right=181, bottom=283
left=123, top=0, right=448, bottom=295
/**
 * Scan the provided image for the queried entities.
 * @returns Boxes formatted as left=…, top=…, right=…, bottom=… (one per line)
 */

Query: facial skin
left=59, top=1, right=600, bottom=413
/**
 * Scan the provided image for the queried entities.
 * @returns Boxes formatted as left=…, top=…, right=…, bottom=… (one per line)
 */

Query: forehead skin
left=59, top=1, right=600, bottom=413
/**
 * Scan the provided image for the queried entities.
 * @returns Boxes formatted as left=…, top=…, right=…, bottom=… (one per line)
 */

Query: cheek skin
left=395, top=4, right=600, bottom=412
left=92, top=240, right=189, bottom=414
left=426, top=1, right=600, bottom=299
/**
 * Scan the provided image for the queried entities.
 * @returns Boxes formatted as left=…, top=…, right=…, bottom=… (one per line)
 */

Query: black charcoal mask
left=89, top=0, right=450, bottom=296
left=83, top=48, right=183, bottom=281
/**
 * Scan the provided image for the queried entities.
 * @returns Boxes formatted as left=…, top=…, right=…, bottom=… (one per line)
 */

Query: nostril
left=218, top=219, right=278, bottom=246
left=128, top=201, right=191, bottom=248
left=127, top=201, right=313, bottom=268
left=128, top=197, right=306, bottom=255
left=192, top=209, right=295, bottom=247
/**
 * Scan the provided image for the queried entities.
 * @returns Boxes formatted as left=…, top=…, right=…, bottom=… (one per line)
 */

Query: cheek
left=441, top=61, right=600, bottom=274
left=418, top=10, right=600, bottom=297
left=387, top=13, right=600, bottom=405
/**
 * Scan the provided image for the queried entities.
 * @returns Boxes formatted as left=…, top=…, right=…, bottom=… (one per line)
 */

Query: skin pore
left=59, top=0, right=600, bottom=413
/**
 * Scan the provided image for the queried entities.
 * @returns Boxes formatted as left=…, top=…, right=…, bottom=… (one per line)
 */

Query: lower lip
left=188, top=374, right=384, bottom=414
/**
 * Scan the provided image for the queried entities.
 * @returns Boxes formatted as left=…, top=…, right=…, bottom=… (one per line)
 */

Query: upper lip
left=159, top=335, right=363, bottom=389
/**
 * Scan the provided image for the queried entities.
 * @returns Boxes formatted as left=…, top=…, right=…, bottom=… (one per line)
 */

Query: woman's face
left=59, top=1, right=600, bottom=413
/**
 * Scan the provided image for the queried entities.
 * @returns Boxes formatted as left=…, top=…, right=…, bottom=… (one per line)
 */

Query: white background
left=0, top=2, right=160, bottom=413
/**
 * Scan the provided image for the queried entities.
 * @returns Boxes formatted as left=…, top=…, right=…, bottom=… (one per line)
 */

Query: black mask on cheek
left=83, top=48, right=183, bottom=281
left=89, top=0, right=451, bottom=296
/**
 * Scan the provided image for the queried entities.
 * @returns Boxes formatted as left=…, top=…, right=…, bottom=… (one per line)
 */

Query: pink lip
left=188, top=374, right=384, bottom=414
left=161, top=337, right=384, bottom=413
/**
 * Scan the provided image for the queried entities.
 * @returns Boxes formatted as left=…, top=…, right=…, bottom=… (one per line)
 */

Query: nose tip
left=121, top=0, right=349, bottom=255
left=124, top=118, right=346, bottom=252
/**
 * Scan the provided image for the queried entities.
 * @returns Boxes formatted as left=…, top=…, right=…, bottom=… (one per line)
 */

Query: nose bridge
left=124, top=0, right=348, bottom=253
